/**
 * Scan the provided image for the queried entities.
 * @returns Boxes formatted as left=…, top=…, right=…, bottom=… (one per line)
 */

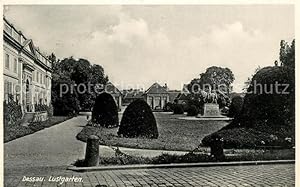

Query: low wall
left=32, top=112, right=48, bottom=122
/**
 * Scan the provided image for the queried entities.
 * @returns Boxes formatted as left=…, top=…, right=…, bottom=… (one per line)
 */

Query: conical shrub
left=118, top=99, right=158, bottom=138
left=92, top=92, right=119, bottom=128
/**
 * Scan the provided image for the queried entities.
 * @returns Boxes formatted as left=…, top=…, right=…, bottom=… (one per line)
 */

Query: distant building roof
left=145, top=83, right=169, bottom=94
left=105, top=82, right=121, bottom=95
left=168, top=90, right=181, bottom=102
left=123, top=91, right=144, bottom=99
left=176, top=93, right=190, bottom=101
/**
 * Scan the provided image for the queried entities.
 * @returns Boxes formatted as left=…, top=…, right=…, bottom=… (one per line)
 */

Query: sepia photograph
left=2, top=2, right=296, bottom=187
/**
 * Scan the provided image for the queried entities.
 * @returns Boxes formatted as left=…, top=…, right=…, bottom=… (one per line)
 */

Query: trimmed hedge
left=173, top=104, right=184, bottom=114
left=163, top=102, right=174, bottom=112
left=236, top=66, right=294, bottom=129
left=186, top=105, right=199, bottom=116
left=92, top=92, right=119, bottom=128
left=227, top=95, right=244, bottom=118
left=203, top=66, right=295, bottom=149
left=35, top=104, right=54, bottom=117
left=118, top=99, right=158, bottom=139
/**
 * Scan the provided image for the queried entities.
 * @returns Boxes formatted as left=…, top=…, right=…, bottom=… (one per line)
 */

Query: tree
left=47, top=53, right=57, bottom=69
left=280, top=39, right=295, bottom=68
left=51, top=71, right=80, bottom=116
left=92, top=92, right=119, bottom=128
left=187, top=66, right=234, bottom=107
left=202, top=39, right=295, bottom=149
left=226, top=39, right=295, bottom=133
left=51, top=57, right=108, bottom=115
left=243, top=66, right=261, bottom=92
left=187, top=66, right=234, bottom=96
left=202, top=66, right=234, bottom=91
left=118, top=99, right=158, bottom=139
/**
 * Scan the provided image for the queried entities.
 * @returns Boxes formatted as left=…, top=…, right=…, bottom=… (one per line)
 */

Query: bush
left=186, top=105, right=199, bottom=116
left=163, top=102, right=174, bottom=112
left=34, top=104, right=53, bottom=117
left=173, top=104, right=184, bottom=114
left=5, top=116, right=70, bottom=142
left=47, top=104, right=54, bottom=117
left=35, top=104, right=47, bottom=112
left=118, top=99, right=158, bottom=138
left=53, top=95, right=80, bottom=116
left=202, top=127, right=294, bottom=149
left=92, top=92, right=119, bottom=128
left=227, top=95, right=244, bottom=118
left=234, top=66, right=294, bottom=130
left=151, top=153, right=211, bottom=164
left=73, top=149, right=294, bottom=166
left=3, top=99, right=22, bottom=126
left=202, top=66, right=295, bottom=149
left=220, top=106, right=229, bottom=116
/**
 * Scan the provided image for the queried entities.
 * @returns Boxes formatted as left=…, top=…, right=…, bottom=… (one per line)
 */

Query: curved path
left=4, top=116, right=188, bottom=176
left=4, top=117, right=87, bottom=175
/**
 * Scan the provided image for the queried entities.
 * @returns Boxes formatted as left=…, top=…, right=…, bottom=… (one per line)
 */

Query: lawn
left=4, top=116, right=71, bottom=142
left=76, top=112, right=229, bottom=151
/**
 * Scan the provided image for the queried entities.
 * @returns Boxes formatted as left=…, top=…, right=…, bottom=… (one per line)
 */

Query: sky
left=4, top=5, right=294, bottom=91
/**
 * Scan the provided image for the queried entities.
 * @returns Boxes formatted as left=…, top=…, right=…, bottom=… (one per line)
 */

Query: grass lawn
left=76, top=112, right=229, bottom=151
left=4, top=116, right=71, bottom=143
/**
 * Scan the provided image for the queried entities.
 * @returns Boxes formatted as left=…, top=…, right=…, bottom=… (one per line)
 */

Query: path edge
left=67, top=160, right=295, bottom=172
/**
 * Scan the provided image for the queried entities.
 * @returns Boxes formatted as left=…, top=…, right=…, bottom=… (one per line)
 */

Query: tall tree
left=232, top=39, right=295, bottom=130
left=187, top=66, right=235, bottom=95
left=186, top=66, right=234, bottom=108
left=280, top=39, right=295, bottom=68
left=51, top=57, right=109, bottom=115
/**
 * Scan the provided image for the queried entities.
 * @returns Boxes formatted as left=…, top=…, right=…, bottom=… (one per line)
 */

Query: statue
left=200, top=89, right=218, bottom=104
left=197, top=88, right=229, bottom=119
left=209, top=90, right=218, bottom=104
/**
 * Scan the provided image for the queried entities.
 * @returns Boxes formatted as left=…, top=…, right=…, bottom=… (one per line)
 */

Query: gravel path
left=4, top=117, right=87, bottom=169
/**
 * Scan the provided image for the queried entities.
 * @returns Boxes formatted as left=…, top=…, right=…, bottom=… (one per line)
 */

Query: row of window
left=148, top=96, right=168, bottom=101
left=4, top=53, right=50, bottom=86
left=4, top=93, right=20, bottom=104
left=4, top=80, right=13, bottom=94
left=4, top=80, right=49, bottom=95
left=5, top=53, right=18, bottom=73
left=3, top=80, right=19, bottom=103
left=33, top=70, right=48, bottom=85
left=34, top=93, right=47, bottom=105
left=4, top=80, right=49, bottom=104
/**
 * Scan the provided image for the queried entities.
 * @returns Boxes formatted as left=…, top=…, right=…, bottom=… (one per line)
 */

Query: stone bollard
left=210, top=134, right=225, bottom=161
left=84, top=135, right=100, bottom=167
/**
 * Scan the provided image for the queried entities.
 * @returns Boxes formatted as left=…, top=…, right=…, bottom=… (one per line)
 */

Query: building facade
left=3, top=17, right=52, bottom=113
left=122, top=89, right=144, bottom=106
left=144, top=83, right=169, bottom=110
left=104, top=82, right=122, bottom=110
